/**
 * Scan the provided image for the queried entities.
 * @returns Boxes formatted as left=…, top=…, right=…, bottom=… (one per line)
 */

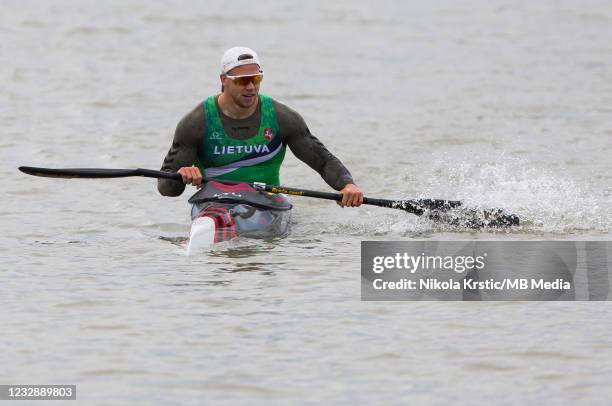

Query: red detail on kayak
left=196, top=206, right=236, bottom=242
left=209, top=181, right=254, bottom=193
left=207, top=208, right=231, bottom=241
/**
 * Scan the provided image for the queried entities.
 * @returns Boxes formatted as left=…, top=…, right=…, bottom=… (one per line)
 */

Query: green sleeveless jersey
left=194, top=94, right=285, bottom=186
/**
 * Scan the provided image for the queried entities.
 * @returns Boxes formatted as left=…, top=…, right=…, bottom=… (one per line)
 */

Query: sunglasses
left=224, top=73, right=264, bottom=86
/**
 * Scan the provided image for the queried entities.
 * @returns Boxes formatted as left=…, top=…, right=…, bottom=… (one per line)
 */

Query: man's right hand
left=177, top=166, right=203, bottom=187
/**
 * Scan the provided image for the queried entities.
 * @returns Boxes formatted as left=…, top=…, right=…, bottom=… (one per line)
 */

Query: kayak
left=186, top=181, right=292, bottom=254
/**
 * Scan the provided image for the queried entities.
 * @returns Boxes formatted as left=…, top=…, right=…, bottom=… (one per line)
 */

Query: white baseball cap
left=220, top=46, right=262, bottom=74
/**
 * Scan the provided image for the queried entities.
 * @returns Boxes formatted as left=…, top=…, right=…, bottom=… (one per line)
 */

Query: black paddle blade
left=397, top=198, right=519, bottom=228
left=428, top=207, right=520, bottom=228
left=392, top=198, right=463, bottom=215
left=18, top=166, right=182, bottom=180
left=18, top=166, right=137, bottom=178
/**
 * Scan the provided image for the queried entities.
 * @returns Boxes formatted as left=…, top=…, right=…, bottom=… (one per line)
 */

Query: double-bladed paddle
left=18, top=166, right=519, bottom=227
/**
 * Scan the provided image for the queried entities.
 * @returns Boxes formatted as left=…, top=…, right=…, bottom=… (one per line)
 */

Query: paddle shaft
left=260, top=183, right=429, bottom=213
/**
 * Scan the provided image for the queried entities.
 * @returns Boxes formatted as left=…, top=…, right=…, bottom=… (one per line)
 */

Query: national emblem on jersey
left=263, top=128, right=274, bottom=141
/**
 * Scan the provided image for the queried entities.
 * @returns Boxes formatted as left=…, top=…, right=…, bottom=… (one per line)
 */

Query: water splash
left=322, top=156, right=611, bottom=237
left=411, top=155, right=611, bottom=233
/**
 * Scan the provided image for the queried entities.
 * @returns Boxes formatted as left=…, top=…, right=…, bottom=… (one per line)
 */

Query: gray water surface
left=2, top=1, right=612, bottom=404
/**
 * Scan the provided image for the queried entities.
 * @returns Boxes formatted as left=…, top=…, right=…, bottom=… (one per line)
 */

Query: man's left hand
left=338, top=183, right=364, bottom=207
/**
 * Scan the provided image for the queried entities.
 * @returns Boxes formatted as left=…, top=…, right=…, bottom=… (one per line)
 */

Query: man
left=158, top=46, right=363, bottom=208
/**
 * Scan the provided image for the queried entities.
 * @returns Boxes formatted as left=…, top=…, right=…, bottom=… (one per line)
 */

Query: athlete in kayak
left=157, top=46, right=363, bottom=207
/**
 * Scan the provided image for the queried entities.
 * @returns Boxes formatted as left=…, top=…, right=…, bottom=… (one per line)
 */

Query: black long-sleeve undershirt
left=158, top=96, right=354, bottom=196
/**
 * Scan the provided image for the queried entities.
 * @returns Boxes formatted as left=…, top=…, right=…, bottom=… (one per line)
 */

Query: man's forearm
left=287, top=130, right=354, bottom=190
left=157, top=139, right=190, bottom=197
left=320, top=159, right=355, bottom=190
left=158, top=109, right=202, bottom=196
left=158, top=141, right=200, bottom=196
